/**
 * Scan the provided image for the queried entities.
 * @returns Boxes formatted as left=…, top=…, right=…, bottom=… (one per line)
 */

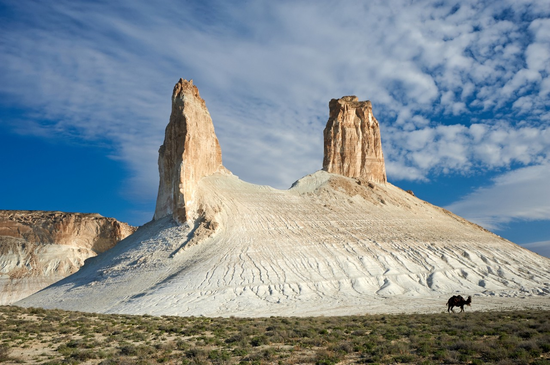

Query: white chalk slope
left=19, top=171, right=550, bottom=316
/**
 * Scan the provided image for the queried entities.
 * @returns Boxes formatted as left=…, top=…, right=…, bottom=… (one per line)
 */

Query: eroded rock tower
left=154, top=79, right=227, bottom=224
left=323, top=96, right=387, bottom=183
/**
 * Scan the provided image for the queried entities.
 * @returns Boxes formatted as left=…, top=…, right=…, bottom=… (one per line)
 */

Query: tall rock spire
left=154, top=79, right=226, bottom=223
left=322, top=96, right=387, bottom=183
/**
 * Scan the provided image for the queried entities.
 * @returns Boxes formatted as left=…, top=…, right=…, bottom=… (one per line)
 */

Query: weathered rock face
left=17, top=172, right=550, bottom=317
left=17, top=86, right=550, bottom=317
left=323, top=96, right=387, bottom=183
left=0, top=210, right=136, bottom=304
left=154, top=79, right=227, bottom=224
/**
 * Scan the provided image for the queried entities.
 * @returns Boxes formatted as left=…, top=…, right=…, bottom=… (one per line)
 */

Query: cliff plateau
left=0, top=210, right=135, bottom=304
left=17, top=80, right=550, bottom=316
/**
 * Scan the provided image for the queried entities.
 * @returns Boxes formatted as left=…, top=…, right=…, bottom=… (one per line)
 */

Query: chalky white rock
left=18, top=79, right=550, bottom=316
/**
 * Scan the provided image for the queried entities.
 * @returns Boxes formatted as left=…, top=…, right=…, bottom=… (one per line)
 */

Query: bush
left=2, top=306, right=550, bottom=365
left=208, top=349, right=231, bottom=362
left=176, top=339, right=189, bottom=351
left=224, top=332, right=245, bottom=344
left=0, top=344, right=10, bottom=361
left=250, top=336, right=268, bottom=347
left=392, top=353, right=417, bottom=363
left=315, top=349, right=341, bottom=365
left=185, top=347, right=207, bottom=359
left=232, top=347, right=248, bottom=356
left=118, top=344, right=137, bottom=356
left=70, top=349, right=98, bottom=361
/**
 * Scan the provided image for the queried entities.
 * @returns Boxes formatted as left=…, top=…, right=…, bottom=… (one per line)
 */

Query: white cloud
left=520, top=241, right=550, bottom=259
left=529, top=18, right=550, bottom=43
left=525, top=43, right=550, bottom=72
left=384, top=163, right=427, bottom=182
left=501, top=69, right=541, bottom=97
left=0, top=0, right=549, bottom=201
left=541, top=78, right=550, bottom=97
left=384, top=122, right=550, bottom=181
left=445, top=164, right=550, bottom=229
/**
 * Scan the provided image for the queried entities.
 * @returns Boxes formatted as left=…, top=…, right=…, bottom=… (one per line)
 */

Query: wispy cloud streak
left=0, top=0, right=548, bottom=227
left=446, top=164, right=550, bottom=229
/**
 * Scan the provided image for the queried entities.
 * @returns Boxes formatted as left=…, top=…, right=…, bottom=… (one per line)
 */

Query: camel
left=446, top=295, right=472, bottom=313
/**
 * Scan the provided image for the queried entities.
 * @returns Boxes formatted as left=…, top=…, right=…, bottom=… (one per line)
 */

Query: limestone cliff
left=0, top=210, right=135, bottom=304
left=323, top=96, right=387, bottom=183
left=154, top=79, right=228, bottom=224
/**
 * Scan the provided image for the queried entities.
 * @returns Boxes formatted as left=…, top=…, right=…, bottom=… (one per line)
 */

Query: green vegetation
left=0, top=305, right=549, bottom=364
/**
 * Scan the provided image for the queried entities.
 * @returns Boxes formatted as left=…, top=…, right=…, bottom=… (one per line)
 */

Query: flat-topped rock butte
left=18, top=79, right=550, bottom=317
left=323, top=96, right=386, bottom=184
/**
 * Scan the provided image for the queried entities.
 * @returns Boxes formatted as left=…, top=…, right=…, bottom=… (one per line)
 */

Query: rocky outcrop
left=323, top=96, right=387, bottom=183
left=0, top=210, right=136, bottom=304
left=154, top=79, right=228, bottom=224
left=17, top=171, right=550, bottom=317
left=17, top=84, right=550, bottom=317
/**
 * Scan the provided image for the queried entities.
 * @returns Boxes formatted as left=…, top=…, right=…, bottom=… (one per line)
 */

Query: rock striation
left=323, top=96, right=387, bottom=183
left=0, top=210, right=135, bottom=304
left=154, top=79, right=228, bottom=224
left=17, top=80, right=550, bottom=317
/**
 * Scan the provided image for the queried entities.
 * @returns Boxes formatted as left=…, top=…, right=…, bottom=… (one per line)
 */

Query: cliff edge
left=0, top=210, right=135, bottom=304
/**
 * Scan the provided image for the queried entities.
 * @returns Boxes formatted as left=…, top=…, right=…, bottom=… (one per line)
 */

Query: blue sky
left=1, top=0, right=549, bottom=258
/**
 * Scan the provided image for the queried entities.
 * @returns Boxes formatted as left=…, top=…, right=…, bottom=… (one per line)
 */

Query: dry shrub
left=0, top=344, right=10, bottom=361
left=315, top=349, right=341, bottom=365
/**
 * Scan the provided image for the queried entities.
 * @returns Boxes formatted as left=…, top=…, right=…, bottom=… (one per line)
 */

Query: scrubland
left=1, top=305, right=549, bottom=364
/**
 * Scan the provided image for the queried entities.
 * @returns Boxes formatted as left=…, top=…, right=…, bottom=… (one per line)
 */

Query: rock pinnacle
left=323, top=96, right=387, bottom=183
left=154, top=79, right=226, bottom=223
